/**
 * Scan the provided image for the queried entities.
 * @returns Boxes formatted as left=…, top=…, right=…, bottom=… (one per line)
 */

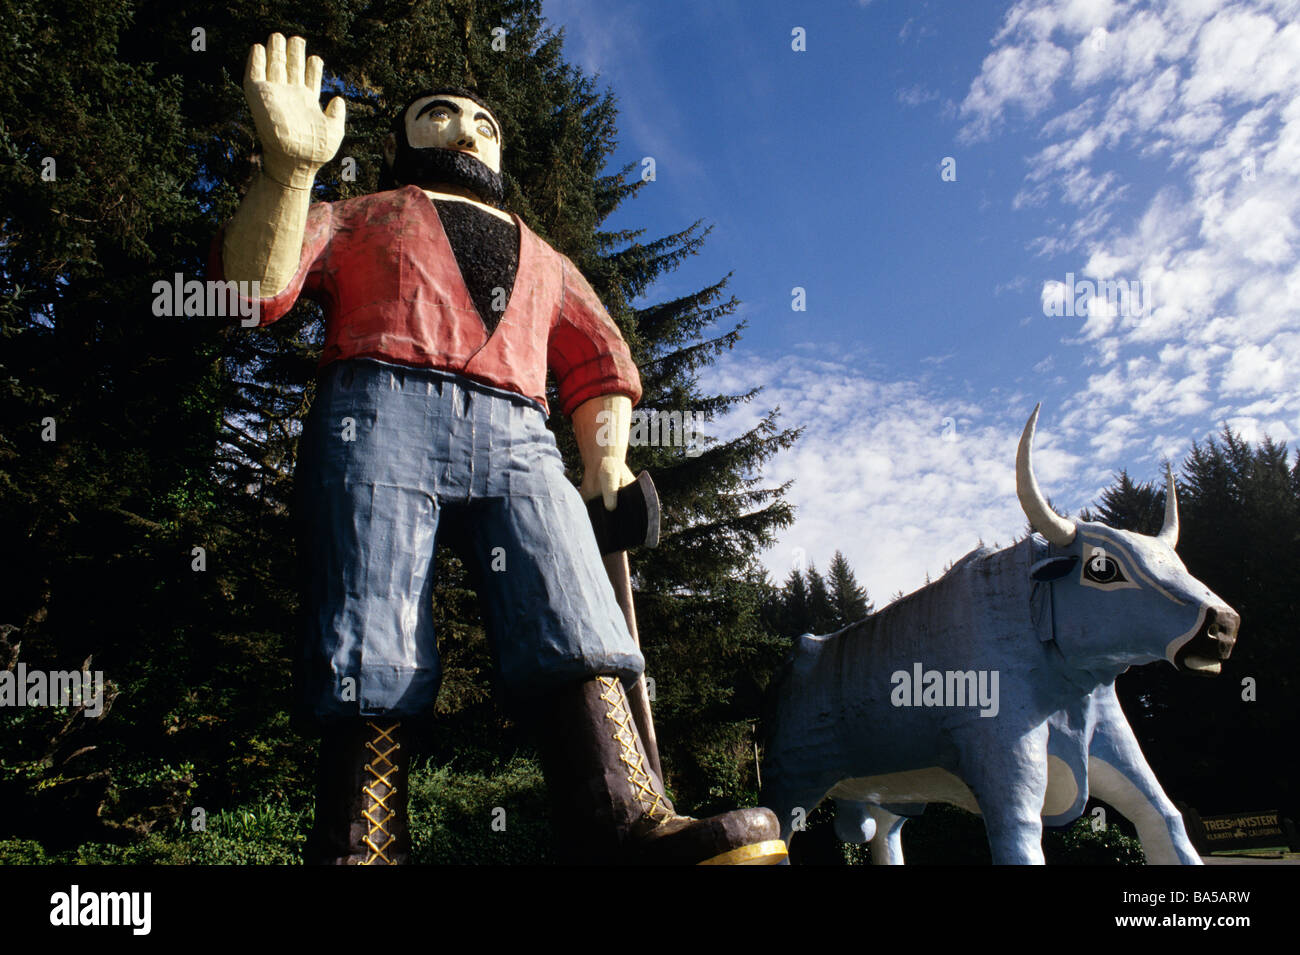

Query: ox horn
left=1016, top=404, right=1077, bottom=548
left=1158, top=465, right=1179, bottom=548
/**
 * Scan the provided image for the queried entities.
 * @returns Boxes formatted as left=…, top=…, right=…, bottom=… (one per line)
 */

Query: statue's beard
left=389, top=142, right=504, bottom=206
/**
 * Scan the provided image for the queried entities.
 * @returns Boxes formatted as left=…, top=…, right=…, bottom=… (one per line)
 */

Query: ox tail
left=760, top=635, right=807, bottom=748
left=760, top=654, right=791, bottom=748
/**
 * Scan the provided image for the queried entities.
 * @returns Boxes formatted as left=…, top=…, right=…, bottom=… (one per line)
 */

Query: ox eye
left=1084, top=554, right=1127, bottom=585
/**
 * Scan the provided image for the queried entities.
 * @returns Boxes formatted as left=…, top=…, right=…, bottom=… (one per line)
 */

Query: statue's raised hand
left=243, top=33, right=345, bottom=189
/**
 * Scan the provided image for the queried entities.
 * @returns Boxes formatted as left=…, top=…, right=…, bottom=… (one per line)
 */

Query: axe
left=587, top=470, right=664, bottom=780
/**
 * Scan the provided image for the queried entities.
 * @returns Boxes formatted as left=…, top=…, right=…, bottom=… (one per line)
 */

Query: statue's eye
left=1084, top=553, right=1127, bottom=584
left=478, top=123, right=495, bottom=139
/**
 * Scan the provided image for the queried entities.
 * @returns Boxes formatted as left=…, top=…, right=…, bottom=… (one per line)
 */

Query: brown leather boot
left=532, top=675, right=786, bottom=865
left=305, top=719, right=411, bottom=865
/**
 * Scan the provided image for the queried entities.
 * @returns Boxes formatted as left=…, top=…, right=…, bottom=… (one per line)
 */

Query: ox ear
left=1030, top=556, right=1079, bottom=582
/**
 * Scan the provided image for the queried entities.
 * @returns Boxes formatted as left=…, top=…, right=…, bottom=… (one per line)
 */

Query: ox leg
left=1088, top=688, right=1202, bottom=865
left=866, top=806, right=907, bottom=865
left=960, top=725, right=1049, bottom=864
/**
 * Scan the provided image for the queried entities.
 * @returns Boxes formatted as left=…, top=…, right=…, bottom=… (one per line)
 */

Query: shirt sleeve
left=206, top=200, right=334, bottom=327
left=549, top=256, right=643, bottom=417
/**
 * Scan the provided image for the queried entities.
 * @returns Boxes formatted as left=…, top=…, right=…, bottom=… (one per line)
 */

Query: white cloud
left=1221, top=343, right=1287, bottom=394
left=956, top=0, right=1300, bottom=473
left=1203, top=193, right=1297, bottom=265
left=1182, top=8, right=1297, bottom=106
left=706, top=352, right=1086, bottom=604
left=897, top=84, right=941, bottom=107
left=960, top=39, right=1071, bottom=141
left=1041, top=96, right=1101, bottom=136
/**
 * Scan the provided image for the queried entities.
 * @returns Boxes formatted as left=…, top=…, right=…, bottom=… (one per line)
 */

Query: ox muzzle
left=1174, top=605, right=1240, bottom=676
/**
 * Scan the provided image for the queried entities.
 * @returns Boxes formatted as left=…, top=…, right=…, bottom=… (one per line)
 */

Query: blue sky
left=542, top=0, right=1300, bottom=601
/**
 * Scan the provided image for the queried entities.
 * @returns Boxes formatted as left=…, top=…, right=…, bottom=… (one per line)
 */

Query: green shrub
left=0, top=839, right=50, bottom=864
left=409, top=755, right=553, bottom=864
left=1044, top=814, right=1146, bottom=865
left=0, top=801, right=310, bottom=864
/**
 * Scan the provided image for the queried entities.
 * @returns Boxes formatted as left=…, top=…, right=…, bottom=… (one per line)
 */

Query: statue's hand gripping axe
left=586, top=470, right=664, bottom=780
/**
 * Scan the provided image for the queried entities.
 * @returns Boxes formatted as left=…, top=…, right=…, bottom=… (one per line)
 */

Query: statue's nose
left=1207, top=606, right=1239, bottom=658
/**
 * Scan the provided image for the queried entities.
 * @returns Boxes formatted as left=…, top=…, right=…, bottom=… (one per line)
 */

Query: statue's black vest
left=434, top=199, right=519, bottom=335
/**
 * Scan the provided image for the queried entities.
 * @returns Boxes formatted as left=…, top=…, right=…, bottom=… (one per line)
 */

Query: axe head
left=586, top=470, right=660, bottom=555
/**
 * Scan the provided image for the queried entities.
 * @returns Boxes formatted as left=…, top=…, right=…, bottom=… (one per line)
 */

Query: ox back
left=762, top=538, right=1050, bottom=817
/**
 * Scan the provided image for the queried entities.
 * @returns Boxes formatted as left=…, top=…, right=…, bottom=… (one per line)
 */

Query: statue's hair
left=390, top=87, right=500, bottom=140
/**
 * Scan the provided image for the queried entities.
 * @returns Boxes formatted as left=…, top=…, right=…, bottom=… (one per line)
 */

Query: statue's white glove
left=243, top=33, right=345, bottom=189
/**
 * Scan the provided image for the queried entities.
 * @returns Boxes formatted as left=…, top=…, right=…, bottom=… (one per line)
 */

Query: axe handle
left=602, top=550, right=664, bottom=781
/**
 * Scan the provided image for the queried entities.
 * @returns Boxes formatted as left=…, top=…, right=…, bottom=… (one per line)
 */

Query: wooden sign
left=1182, top=807, right=1295, bottom=853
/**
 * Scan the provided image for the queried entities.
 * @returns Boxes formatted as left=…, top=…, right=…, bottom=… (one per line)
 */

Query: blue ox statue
left=761, top=406, right=1239, bottom=864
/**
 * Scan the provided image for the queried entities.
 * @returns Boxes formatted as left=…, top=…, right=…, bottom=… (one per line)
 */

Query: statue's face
left=402, top=94, right=502, bottom=175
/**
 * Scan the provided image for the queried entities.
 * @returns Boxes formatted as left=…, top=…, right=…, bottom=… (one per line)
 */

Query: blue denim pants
left=293, top=359, right=643, bottom=726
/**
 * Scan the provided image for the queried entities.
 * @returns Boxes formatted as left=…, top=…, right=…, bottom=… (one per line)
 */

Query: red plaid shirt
left=211, top=185, right=641, bottom=416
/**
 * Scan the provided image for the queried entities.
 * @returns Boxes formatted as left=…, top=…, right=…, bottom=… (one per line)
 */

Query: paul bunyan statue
left=214, top=33, right=784, bottom=865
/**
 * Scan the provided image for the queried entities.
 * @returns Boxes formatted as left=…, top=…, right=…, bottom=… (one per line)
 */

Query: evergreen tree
left=805, top=563, right=837, bottom=635
left=1, top=0, right=247, bottom=843
left=1078, top=469, right=1165, bottom=535
left=779, top=566, right=809, bottom=636
left=827, top=550, right=872, bottom=627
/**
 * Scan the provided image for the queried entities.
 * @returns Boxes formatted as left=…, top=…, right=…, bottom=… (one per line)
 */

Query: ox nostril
left=1208, top=606, right=1240, bottom=658
left=1219, top=608, right=1240, bottom=637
